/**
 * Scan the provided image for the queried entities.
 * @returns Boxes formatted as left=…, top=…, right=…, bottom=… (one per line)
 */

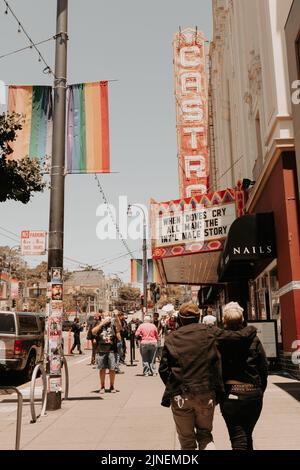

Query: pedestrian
left=202, top=311, right=217, bottom=326
left=92, top=311, right=118, bottom=394
left=113, top=310, right=125, bottom=374
left=159, top=302, right=223, bottom=450
left=87, top=310, right=102, bottom=365
left=70, top=317, right=83, bottom=354
left=119, top=312, right=128, bottom=363
left=135, top=315, right=158, bottom=376
left=153, top=312, right=163, bottom=362
left=217, top=301, right=268, bottom=451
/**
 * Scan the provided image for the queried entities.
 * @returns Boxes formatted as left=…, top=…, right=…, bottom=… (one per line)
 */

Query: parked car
left=0, top=311, right=45, bottom=381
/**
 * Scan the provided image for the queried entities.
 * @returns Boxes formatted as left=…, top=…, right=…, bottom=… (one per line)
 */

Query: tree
left=0, top=112, right=46, bottom=203
left=158, top=284, right=188, bottom=309
left=114, top=285, right=141, bottom=311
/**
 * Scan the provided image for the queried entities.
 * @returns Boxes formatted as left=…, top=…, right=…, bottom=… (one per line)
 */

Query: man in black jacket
left=70, top=317, right=83, bottom=354
left=159, top=302, right=223, bottom=450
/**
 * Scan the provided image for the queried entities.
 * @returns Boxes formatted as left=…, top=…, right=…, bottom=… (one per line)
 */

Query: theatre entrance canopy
left=150, top=188, right=244, bottom=285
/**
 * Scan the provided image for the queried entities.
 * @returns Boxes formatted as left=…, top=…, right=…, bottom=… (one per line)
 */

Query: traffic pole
left=46, top=0, right=68, bottom=411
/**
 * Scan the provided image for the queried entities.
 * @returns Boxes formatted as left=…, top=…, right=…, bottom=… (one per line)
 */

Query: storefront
left=220, top=152, right=300, bottom=377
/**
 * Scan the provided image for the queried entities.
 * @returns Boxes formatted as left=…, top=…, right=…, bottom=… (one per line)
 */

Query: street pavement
left=0, top=340, right=300, bottom=450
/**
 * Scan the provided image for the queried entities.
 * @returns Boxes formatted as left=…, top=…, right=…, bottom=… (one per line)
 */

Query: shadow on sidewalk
left=1, top=396, right=104, bottom=403
left=66, top=396, right=104, bottom=401
left=274, top=382, right=300, bottom=403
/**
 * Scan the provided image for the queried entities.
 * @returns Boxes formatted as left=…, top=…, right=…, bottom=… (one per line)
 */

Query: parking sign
left=21, top=231, right=47, bottom=256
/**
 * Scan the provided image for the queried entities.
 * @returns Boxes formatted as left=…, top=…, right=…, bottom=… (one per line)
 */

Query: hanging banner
left=10, top=278, right=19, bottom=299
left=8, top=85, right=52, bottom=165
left=131, top=259, right=161, bottom=284
left=67, top=81, right=110, bottom=174
left=0, top=272, right=8, bottom=300
left=173, top=28, right=209, bottom=198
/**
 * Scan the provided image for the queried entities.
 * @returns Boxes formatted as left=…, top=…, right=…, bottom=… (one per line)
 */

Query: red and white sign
left=21, top=231, right=47, bottom=256
left=173, top=28, right=209, bottom=198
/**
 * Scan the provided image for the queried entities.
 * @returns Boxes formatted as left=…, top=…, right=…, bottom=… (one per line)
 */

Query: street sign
left=21, top=231, right=47, bottom=256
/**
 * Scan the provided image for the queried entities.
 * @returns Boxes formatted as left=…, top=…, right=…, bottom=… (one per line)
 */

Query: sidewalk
left=0, top=349, right=300, bottom=450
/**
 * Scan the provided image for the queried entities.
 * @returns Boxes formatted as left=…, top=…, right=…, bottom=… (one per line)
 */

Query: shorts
left=96, top=352, right=117, bottom=370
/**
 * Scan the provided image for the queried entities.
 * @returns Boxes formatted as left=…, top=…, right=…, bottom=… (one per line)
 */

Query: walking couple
left=159, top=302, right=268, bottom=451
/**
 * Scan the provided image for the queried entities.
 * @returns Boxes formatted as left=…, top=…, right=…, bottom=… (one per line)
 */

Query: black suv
left=0, top=311, right=45, bottom=381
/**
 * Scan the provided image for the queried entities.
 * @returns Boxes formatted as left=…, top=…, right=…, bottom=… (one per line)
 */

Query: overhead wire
left=0, top=36, right=55, bottom=61
left=2, top=0, right=56, bottom=77
left=0, top=225, right=93, bottom=268
left=94, top=174, right=137, bottom=260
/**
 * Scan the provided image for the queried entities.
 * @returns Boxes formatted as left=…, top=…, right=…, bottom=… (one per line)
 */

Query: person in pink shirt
left=135, top=315, right=158, bottom=376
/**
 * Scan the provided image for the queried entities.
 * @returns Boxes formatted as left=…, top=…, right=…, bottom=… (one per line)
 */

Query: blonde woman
left=217, top=302, right=268, bottom=450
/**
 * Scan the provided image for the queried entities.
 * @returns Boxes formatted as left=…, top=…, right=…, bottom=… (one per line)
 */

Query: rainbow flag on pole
left=67, top=81, right=110, bottom=174
left=8, top=85, right=52, bottom=161
left=131, top=259, right=161, bottom=284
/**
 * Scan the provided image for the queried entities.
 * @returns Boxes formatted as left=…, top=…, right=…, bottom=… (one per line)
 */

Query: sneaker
left=110, top=387, right=117, bottom=393
left=144, top=373, right=149, bottom=377
left=99, top=388, right=105, bottom=394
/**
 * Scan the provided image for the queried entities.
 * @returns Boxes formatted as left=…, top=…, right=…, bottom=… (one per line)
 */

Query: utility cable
left=2, top=0, right=56, bottom=77
left=94, top=174, right=136, bottom=260
left=0, top=36, right=55, bottom=62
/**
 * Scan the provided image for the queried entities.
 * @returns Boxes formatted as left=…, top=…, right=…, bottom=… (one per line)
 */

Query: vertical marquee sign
left=173, top=28, right=209, bottom=198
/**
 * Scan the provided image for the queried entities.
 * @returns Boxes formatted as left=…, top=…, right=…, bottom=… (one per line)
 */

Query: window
left=18, top=315, right=39, bottom=334
left=0, top=313, right=16, bottom=333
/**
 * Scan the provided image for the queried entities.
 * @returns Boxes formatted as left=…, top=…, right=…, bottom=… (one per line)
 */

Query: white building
left=210, top=0, right=294, bottom=190
left=210, top=0, right=300, bottom=377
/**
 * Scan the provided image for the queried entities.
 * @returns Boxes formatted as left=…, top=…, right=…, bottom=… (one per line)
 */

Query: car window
left=0, top=313, right=16, bottom=333
left=18, top=315, right=39, bottom=334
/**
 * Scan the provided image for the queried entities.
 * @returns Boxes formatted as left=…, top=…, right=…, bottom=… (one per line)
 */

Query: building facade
left=64, top=269, right=107, bottom=312
left=210, top=0, right=300, bottom=376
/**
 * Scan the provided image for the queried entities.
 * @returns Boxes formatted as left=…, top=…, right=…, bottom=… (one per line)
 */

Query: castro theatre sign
left=173, top=27, right=209, bottom=198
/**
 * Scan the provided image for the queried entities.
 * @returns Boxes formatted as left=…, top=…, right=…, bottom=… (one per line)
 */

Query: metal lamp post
left=127, top=204, right=148, bottom=321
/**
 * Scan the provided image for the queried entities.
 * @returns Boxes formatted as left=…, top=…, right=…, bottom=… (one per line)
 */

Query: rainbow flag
left=131, top=259, right=161, bottom=284
left=8, top=86, right=52, bottom=162
left=67, top=81, right=110, bottom=174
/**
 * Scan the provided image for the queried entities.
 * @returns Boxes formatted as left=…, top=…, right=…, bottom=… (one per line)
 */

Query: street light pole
left=128, top=204, right=148, bottom=321
left=142, top=218, right=148, bottom=318
left=46, top=0, right=68, bottom=411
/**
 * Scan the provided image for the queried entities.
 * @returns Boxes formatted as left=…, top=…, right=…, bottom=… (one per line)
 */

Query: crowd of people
left=69, top=301, right=268, bottom=451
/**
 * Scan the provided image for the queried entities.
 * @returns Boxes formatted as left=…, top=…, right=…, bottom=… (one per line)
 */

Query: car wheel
left=23, top=352, right=36, bottom=382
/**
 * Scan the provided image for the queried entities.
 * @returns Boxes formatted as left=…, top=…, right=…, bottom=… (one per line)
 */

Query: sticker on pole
left=21, top=231, right=47, bottom=256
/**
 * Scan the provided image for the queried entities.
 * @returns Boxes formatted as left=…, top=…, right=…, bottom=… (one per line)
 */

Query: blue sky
left=0, top=0, right=212, bottom=281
